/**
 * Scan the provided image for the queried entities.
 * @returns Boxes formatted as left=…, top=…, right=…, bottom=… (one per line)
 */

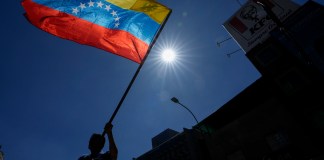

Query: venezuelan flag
left=22, top=0, right=171, bottom=63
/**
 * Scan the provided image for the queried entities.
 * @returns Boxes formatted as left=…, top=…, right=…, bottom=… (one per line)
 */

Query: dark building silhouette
left=135, top=1, right=324, bottom=160
left=136, top=128, right=209, bottom=160
left=199, top=75, right=324, bottom=159
left=152, top=129, right=179, bottom=149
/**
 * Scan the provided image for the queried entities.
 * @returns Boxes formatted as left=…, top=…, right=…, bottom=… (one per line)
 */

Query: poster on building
left=223, top=0, right=299, bottom=52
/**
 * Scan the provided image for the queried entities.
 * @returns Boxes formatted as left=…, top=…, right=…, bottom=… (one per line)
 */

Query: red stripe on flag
left=22, top=0, right=148, bottom=63
left=229, top=17, right=247, bottom=33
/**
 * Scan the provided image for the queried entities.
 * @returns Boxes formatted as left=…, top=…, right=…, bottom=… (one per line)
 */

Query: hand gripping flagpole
left=102, top=10, right=172, bottom=135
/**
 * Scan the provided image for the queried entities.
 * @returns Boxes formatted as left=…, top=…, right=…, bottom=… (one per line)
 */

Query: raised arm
left=104, top=123, right=118, bottom=160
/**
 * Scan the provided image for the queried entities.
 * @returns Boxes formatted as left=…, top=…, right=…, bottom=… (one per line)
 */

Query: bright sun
left=161, top=49, right=176, bottom=63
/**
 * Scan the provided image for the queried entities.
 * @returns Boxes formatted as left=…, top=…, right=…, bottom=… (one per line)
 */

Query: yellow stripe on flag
left=106, top=0, right=136, bottom=9
left=131, top=0, right=170, bottom=24
left=106, top=0, right=170, bottom=24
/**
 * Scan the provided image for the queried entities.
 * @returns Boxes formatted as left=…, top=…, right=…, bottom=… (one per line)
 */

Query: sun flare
left=161, top=49, right=176, bottom=63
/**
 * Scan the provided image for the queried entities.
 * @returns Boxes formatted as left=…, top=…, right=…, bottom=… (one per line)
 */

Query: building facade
left=136, top=128, right=209, bottom=160
left=135, top=1, right=324, bottom=160
left=151, top=129, right=179, bottom=149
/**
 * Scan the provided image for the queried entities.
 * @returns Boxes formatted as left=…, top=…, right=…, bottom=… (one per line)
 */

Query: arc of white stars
left=97, top=1, right=104, bottom=8
left=88, top=0, right=94, bottom=7
left=79, top=3, right=86, bottom=10
left=114, top=16, right=120, bottom=21
left=111, top=10, right=117, bottom=17
left=105, top=5, right=111, bottom=11
left=72, top=1, right=121, bottom=28
left=114, top=22, right=120, bottom=28
left=72, top=7, right=79, bottom=15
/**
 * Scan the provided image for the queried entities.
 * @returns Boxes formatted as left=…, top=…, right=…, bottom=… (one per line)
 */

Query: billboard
left=223, top=0, right=299, bottom=52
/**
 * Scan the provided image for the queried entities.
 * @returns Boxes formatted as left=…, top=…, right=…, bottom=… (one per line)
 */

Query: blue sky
left=0, top=0, right=323, bottom=160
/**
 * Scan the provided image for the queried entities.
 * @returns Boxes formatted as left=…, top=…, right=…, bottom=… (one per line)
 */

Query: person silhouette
left=0, top=145, right=4, bottom=160
left=79, top=123, right=118, bottom=160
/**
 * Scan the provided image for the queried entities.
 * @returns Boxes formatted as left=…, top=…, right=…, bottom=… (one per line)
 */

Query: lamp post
left=171, top=97, right=199, bottom=124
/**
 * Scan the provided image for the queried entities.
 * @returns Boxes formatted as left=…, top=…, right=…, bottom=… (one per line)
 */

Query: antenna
left=227, top=49, right=242, bottom=58
left=216, top=37, right=232, bottom=47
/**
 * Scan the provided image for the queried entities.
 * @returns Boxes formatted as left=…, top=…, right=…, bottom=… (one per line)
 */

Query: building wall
left=136, top=129, right=209, bottom=160
left=201, top=2, right=324, bottom=160
left=204, top=97, right=322, bottom=160
left=152, top=129, right=179, bottom=148
left=136, top=2, right=324, bottom=159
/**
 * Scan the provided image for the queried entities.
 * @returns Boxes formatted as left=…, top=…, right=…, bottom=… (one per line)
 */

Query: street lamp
left=171, top=97, right=199, bottom=124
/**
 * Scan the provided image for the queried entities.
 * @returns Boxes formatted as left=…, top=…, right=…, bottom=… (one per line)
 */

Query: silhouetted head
left=88, top=133, right=105, bottom=154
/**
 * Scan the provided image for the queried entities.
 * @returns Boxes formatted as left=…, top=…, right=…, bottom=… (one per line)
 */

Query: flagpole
left=102, top=10, right=172, bottom=135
